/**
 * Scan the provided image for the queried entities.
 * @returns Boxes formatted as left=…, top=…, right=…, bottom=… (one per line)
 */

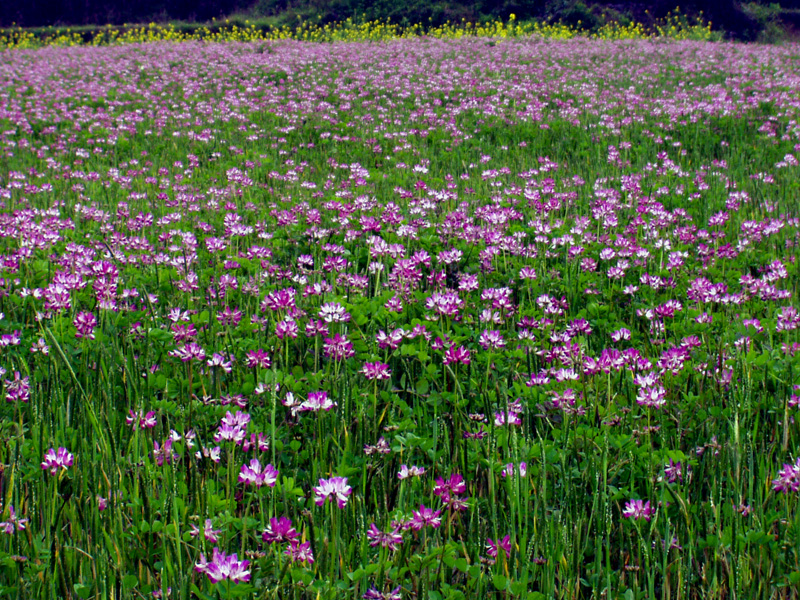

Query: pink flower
left=479, top=330, right=506, bottom=351
left=623, top=499, right=655, bottom=521
left=486, top=535, right=511, bottom=559
left=397, top=465, right=425, bottom=479
left=0, top=505, right=27, bottom=534
left=73, top=311, right=98, bottom=340
left=501, top=462, right=527, bottom=478
left=238, top=459, right=278, bottom=488
left=262, top=516, right=299, bottom=544
left=367, top=523, right=403, bottom=551
left=190, top=519, right=222, bottom=544
left=244, top=349, right=271, bottom=369
left=409, top=505, right=442, bottom=530
left=299, top=391, right=336, bottom=412
left=433, top=473, right=466, bottom=501
left=313, top=476, right=352, bottom=508
left=361, top=361, right=391, bottom=380
left=195, top=547, right=250, bottom=583
left=41, top=447, right=74, bottom=476
left=285, top=540, right=314, bottom=564
left=443, top=345, right=471, bottom=365
left=169, top=342, right=206, bottom=362
left=363, top=586, right=402, bottom=600
left=772, top=458, right=800, bottom=493
left=126, top=410, right=157, bottom=430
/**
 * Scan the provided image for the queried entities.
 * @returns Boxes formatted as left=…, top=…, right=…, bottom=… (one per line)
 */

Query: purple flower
left=318, top=302, right=350, bottom=323
left=262, top=516, right=299, bottom=544
left=240, top=432, right=269, bottom=453
left=443, top=345, right=471, bottom=366
left=363, top=586, right=402, bottom=600
left=361, top=361, right=392, bottom=380
left=501, top=462, right=527, bottom=478
left=238, top=459, right=278, bottom=488
left=486, top=535, right=511, bottom=559
left=4, top=372, right=29, bottom=403
left=664, top=459, right=684, bottom=484
left=409, top=505, right=442, bottom=530
left=623, top=499, right=655, bottom=521
left=195, top=547, right=250, bottom=583
left=313, top=477, right=352, bottom=508
left=494, top=411, right=522, bottom=427
left=169, top=342, right=206, bottom=363
left=244, top=349, right=271, bottom=369
left=190, top=519, right=222, bottom=544
left=41, top=447, right=74, bottom=476
left=275, top=318, right=299, bottom=339
left=479, top=330, right=506, bottom=351
left=772, top=458, right=800, bottom=493
left=299, top=391, right=336, bottom=413
left=207, top=352, right=234, bottom=373
left=433, top=473, right=466, bottom=503
left=284, top=540, right=314, bottom=564
left=367, top=523, right=403, bottom=551
left=126, top=410, right=156, bottom=430
left=323, top=334, right=355, bottom=360
left=153, top=439, right=178, bottom=466
left=397, top=465, right=425, bottom=479
left=73, top=311, right=98, bottom=340
left=636, top=385, right=667, bottom=409
left=0, top=505, right=28, bottom=534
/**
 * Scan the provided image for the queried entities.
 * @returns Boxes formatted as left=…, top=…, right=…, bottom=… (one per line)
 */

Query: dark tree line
left=0, top=0, right=251, bottom=27
left=0, top=0, right=786, bottom=40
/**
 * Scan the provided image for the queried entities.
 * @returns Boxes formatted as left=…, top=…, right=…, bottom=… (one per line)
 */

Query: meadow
left=0, top=23, right=799, bottom=600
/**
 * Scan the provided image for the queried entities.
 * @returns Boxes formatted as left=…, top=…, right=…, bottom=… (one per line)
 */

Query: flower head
left=313, top=476, right=352, bottom=508
left=409, top=504, right=442, bottom=530
left=623, top=499, right=655, bottom=521
left=238, top=459, right=278, bottom=488
left=486, top=535, right=511, bottom=559
left=195, top=547, right=250, bottom=584
left=363, top=587, right=402, bottom=600
left=367, top=523, right=403, bottom=551
left=284, top=540, right=314, bottom=564
left=41, top=447, right=74, bottom=476
left=190, top=519, right=222, bottom=544
left=262, top=516, right=299, bottom=544
left=361, top=361, right=391, bottom=380
left=397, top=464, right=425, bottom=480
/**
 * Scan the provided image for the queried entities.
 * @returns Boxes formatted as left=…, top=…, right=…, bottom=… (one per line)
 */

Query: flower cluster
left=41, top=447, right=74, bottom=476
left=195, top=548, right=251, bottom=584
left=313, top=477, right=353, bottom=508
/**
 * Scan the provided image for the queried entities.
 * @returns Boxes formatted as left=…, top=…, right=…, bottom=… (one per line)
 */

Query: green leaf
left=229, top=584, right=256, bottom=597
left=74, top=584, right=92, bottom=599
left=122, top=575, right=138, bottom=589
left=348, top=568, right=365, bottom=582
left=510, top=581, right=527, bottom=595
left=493, top=574, right=508, bottom=591
left=291, top=568, right=314, bottom=585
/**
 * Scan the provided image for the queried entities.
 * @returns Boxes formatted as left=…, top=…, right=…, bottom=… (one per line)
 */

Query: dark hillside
left=0, top=0, right=790, bottom=41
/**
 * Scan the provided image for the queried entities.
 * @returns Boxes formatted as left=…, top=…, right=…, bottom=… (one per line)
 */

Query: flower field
left=0, top=33, right=800, bottom=599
